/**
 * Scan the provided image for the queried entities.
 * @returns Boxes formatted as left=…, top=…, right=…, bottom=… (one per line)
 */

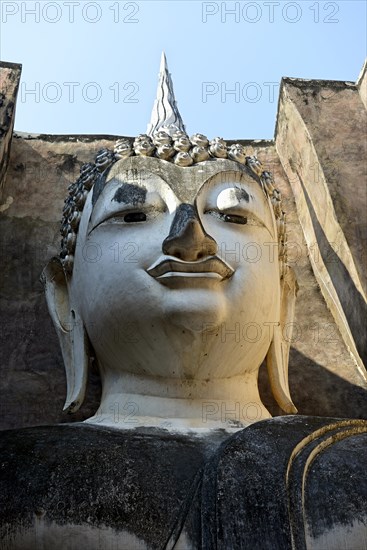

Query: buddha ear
left=266, top=266, right=298, bottom=414
left=41, top=257, right=88, bottom=413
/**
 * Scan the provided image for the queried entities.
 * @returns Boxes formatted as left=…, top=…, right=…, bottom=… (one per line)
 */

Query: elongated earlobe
left=41, top=257, right=88, bottom=413
left=266, top=267, right=298, bottom=414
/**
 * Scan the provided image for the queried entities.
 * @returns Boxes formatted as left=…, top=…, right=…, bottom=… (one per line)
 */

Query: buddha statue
left=0, top=54, right=366, bottom=550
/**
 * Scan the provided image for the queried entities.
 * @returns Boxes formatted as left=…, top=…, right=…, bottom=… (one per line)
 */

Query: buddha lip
left=147, top=256, right=234, bottom=280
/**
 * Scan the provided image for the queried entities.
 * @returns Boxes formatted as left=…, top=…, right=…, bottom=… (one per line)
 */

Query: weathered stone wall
left=357, top=59, right=367, bottom=110
left=0, top=134, right=117, bottom=429
left=0, top=63, right=366, bottom=430
left=276, top=76, right=367, bottom=373
left=0, top=62, right=21, bottom=201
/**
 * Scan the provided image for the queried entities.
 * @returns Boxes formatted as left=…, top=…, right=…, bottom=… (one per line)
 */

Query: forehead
left=103, top=156, right=262, bottom=204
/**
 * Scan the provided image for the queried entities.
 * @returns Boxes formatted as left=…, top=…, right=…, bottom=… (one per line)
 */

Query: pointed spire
left=146, top=52, right=186, bottom=137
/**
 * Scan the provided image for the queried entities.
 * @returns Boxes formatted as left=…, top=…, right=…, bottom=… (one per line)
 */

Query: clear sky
left=1, top=0, right=366, bottom=139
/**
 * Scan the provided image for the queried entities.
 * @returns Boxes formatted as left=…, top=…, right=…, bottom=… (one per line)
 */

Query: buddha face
left=69, top=156, right=280, bottom=381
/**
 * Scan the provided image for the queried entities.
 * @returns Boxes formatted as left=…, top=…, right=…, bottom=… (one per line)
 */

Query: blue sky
left=1, top=0, right=366, bottom=139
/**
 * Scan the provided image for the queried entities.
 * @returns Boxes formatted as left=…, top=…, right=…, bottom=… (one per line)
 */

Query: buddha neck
left=84, top=369, right=271, bottom=432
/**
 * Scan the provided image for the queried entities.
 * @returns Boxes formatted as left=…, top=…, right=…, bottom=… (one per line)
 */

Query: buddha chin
left=162, top=283, right=228, bottom=334
left=85, top=291, right=230, bottom=381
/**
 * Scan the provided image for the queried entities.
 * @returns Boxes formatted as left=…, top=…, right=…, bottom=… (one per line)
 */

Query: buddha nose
left=162, top=204, right=218, bottom=261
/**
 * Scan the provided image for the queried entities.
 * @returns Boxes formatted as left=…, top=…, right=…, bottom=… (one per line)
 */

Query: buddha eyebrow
left=112, top=183, right=147, bottom=206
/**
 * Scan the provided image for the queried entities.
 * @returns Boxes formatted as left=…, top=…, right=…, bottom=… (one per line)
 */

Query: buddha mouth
left=147, top=256, right=234, bottom=281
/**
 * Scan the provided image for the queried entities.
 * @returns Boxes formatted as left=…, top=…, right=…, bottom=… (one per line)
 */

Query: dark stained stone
left=1, top=417, right=366, bottom=549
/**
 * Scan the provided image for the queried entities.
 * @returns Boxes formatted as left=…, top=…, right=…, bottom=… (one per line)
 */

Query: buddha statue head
left=42, top=54, right=297, bottom=431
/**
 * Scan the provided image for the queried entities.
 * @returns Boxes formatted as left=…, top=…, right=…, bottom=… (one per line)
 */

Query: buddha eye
left=123, top=212, right=147, bottom=223
left=223, top=214, right=247, bottom=225
left=205, top=209, right=247, bottom=225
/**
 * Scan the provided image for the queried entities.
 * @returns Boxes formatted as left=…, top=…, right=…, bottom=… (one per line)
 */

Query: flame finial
left=146, top=52, right=186, bottom=137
